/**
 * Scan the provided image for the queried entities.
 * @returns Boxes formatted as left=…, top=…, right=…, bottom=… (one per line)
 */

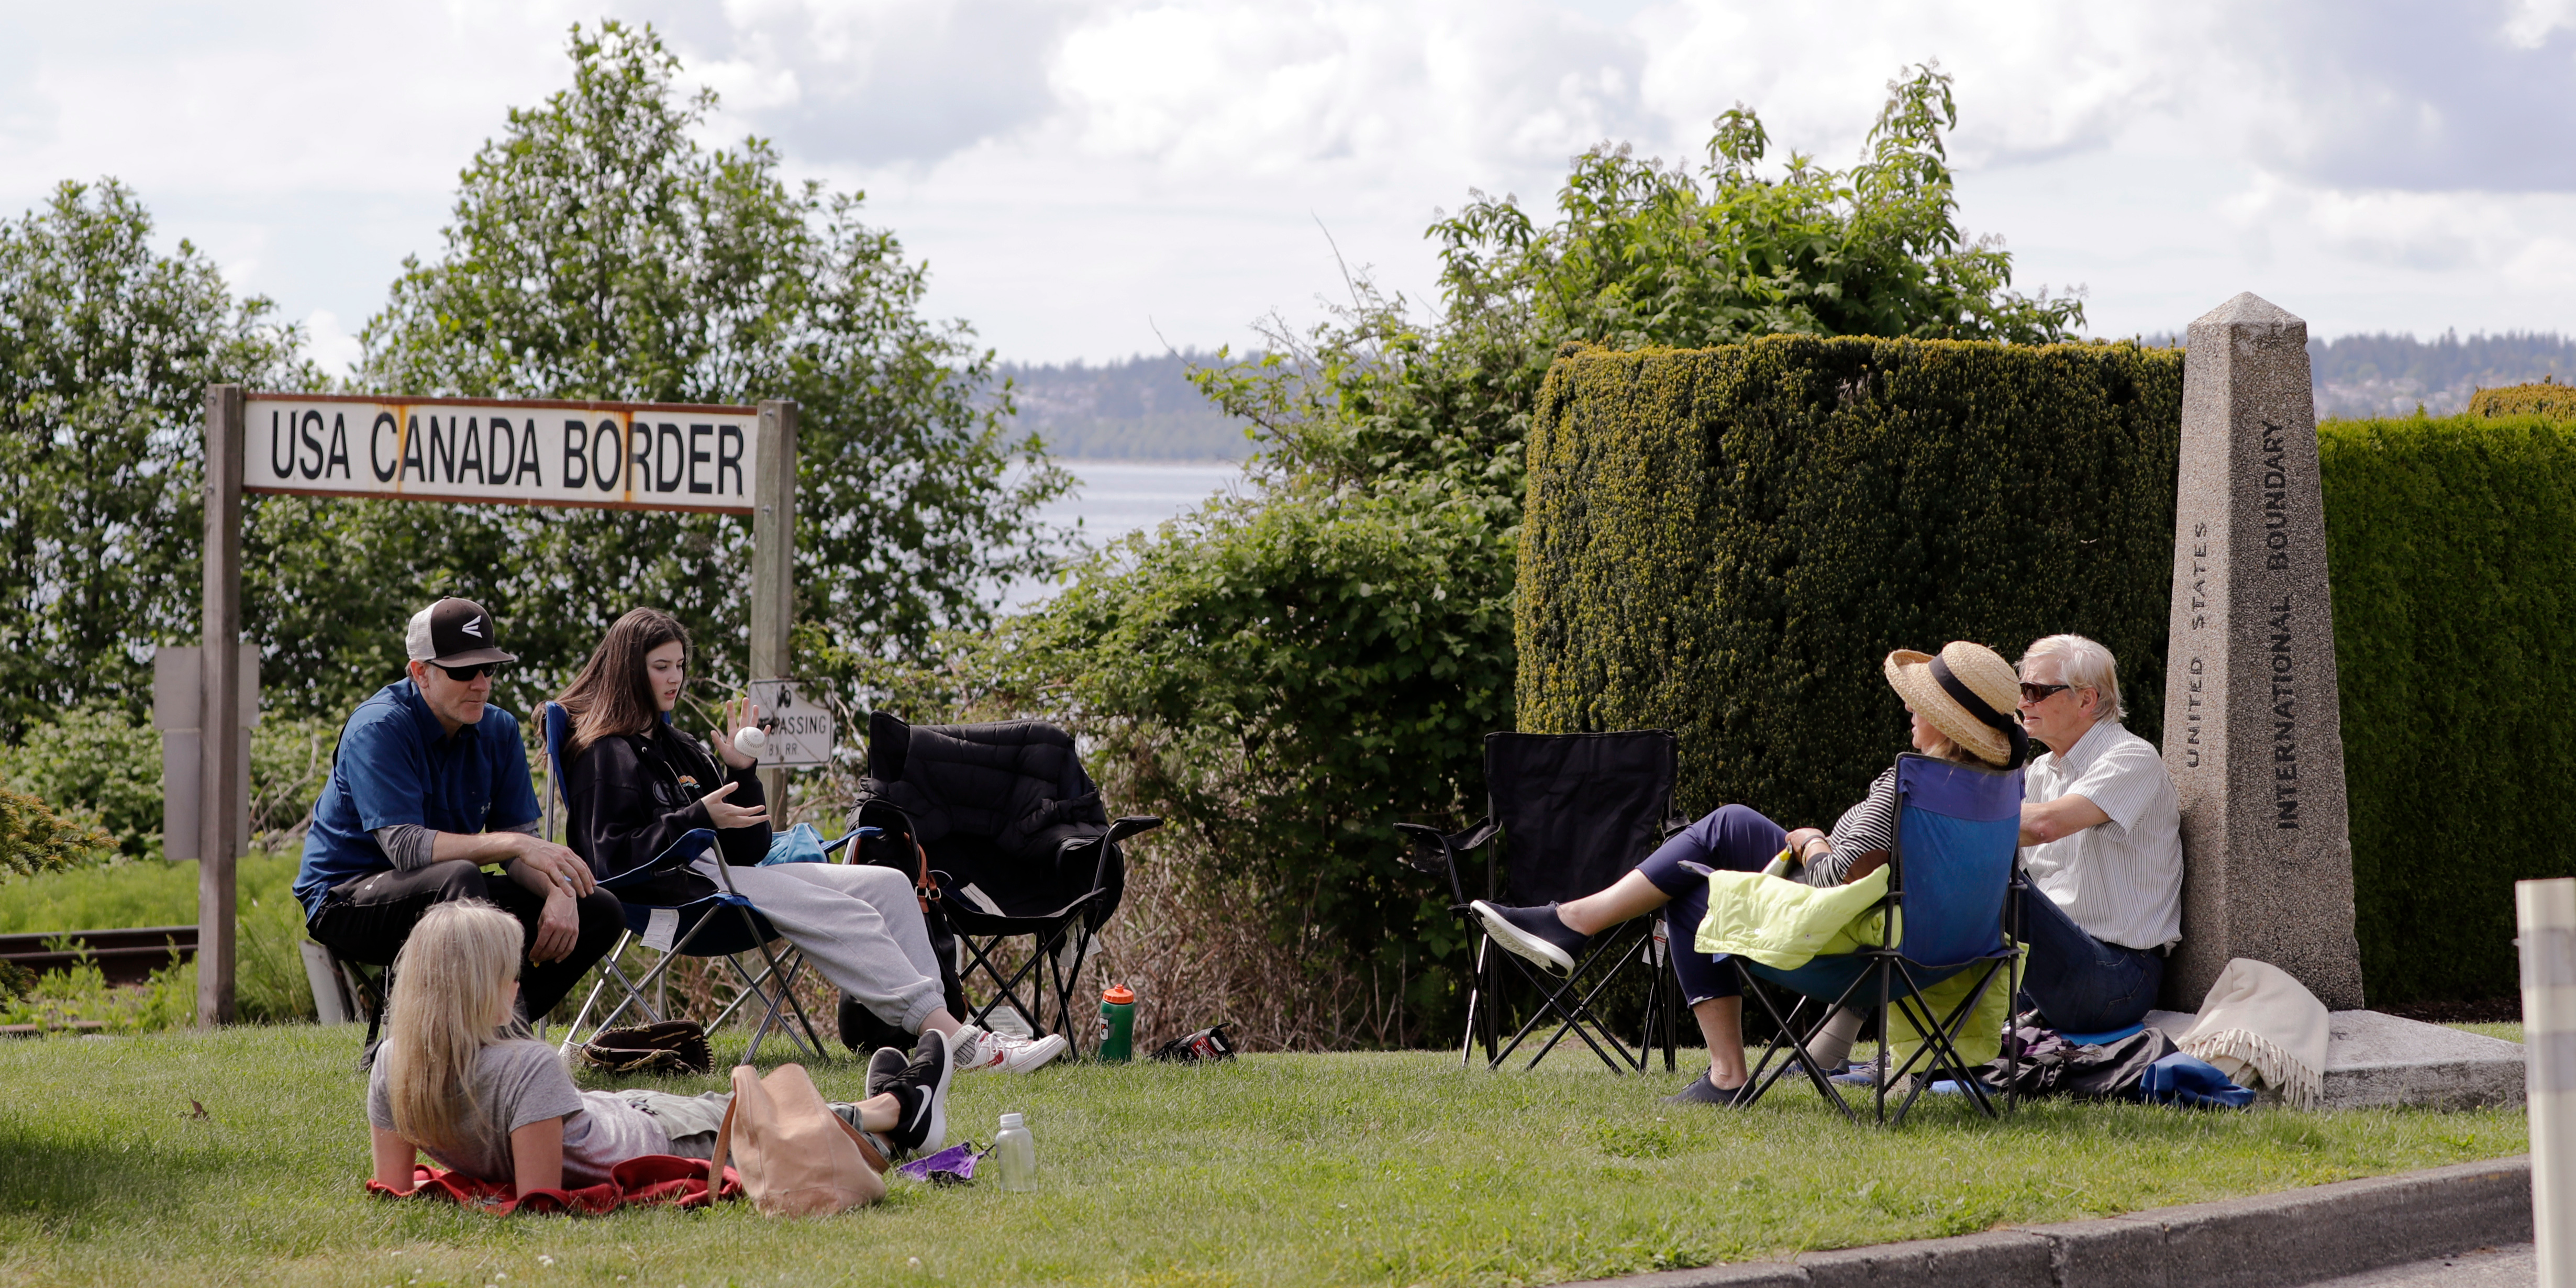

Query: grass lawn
left=0, top=1025, right=2528, bottom=1288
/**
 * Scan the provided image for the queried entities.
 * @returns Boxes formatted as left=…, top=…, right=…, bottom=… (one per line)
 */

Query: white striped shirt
left=2019, top=720, right=2183, bottom=951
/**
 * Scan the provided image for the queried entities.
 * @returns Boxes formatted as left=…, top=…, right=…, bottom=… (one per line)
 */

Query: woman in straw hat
left=1471, top=641, right=2027, bottom=1106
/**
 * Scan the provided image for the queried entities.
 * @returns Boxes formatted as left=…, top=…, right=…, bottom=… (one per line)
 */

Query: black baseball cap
left=404, top=597, right=517, bottom=668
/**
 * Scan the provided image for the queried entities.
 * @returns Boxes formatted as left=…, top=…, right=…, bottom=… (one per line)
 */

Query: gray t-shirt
left=367, top=1039, right=669, bottom=1186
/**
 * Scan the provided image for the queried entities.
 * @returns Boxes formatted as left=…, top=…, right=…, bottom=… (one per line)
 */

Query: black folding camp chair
left=1400, top=730, right=1686, bottom=1073
left=846, top=713, right=1160, bottom=1052
left=1727, top=753, right=2027, bottom=1125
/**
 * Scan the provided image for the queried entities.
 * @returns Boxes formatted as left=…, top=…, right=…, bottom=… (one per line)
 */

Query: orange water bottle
left=1098, top=984, right=1136, bottom=1062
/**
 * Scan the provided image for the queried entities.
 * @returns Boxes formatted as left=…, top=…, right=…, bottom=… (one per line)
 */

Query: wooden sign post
left=195, top=388, right=796, bottom=1026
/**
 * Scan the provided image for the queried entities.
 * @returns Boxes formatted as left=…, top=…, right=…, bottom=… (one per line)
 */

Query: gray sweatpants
left=619, top=1090, right=876, bottom=1160
left=684, top=858, right=948, bottom=1034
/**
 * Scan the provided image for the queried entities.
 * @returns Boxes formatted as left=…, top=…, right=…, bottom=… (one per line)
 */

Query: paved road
left=2304, top=1243, right=2532, bottom=1287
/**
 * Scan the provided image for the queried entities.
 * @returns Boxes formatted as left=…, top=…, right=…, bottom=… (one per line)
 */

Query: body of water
left=1000, top=460, right=1247, bottom=611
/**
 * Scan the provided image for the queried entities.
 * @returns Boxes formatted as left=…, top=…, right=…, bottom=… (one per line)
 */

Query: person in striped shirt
left=2013, top=634, right=2184, bottom=1034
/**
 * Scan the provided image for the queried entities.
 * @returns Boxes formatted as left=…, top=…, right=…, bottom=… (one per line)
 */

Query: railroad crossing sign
left=745, top=680, right=835, bottom=769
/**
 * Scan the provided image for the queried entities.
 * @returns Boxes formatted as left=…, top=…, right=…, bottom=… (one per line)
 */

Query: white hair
left=2020, top=634, right=2124, bottom=723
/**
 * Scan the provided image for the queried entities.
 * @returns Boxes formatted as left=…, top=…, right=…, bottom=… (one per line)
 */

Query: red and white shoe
left=952, top=1025, right=1070, bottom=1074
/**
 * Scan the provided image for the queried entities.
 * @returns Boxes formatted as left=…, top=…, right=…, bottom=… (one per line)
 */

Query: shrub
left=0, top=702, right=163, bottom=858
left=970, top=484, right=1518, bottom=1042
left=1518, top=336, right=2183, bottom=829
left=2318, top=413, right=2576, bottom=1003
left=2466, top=381, right=2576, bottom=420
left=248, top=714, right=340, bottom=839
left=0, top=789, right=114, bottom=882
left=0, top=705, right=341, bottom=861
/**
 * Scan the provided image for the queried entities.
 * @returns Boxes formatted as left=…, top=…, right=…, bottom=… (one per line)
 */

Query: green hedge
left=1518, top=336, right=2183, bottom=831
left=2320, top=413, right=2576, bottom=1002
left=2467, top=382, right=2576, bottom=419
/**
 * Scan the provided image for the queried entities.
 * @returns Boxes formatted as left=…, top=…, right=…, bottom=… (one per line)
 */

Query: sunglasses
left=433, top=662, right=503, bottom=682
left=2018, top=682, right=2072, bottom=704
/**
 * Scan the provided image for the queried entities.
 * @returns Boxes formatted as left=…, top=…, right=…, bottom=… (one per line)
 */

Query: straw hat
left=1882, top=641, right=2027, bottom=769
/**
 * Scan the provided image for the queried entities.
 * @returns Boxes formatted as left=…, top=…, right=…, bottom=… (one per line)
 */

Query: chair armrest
left=1395, top=819, right=1493, bottom=906
left=1397, top=820, right=1497, bottom=854
left=1107, top=816, right=1162, bottom=845
left=1392, top=824, right=1445, bottom=875
left=598, top=829, right=718, bottom=892
left=819, top=827, right=878, bottom=859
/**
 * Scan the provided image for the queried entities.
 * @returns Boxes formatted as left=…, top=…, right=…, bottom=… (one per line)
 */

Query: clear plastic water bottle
left=992, top=1112, right=1037, bottom=1191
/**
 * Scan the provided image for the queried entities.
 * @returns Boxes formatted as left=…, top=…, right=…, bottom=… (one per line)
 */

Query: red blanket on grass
left=366, top=1154, right=741, bottom=1215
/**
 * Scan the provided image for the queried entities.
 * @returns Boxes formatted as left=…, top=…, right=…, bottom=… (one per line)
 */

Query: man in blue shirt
left=297, top=597, right=622, bottom=1024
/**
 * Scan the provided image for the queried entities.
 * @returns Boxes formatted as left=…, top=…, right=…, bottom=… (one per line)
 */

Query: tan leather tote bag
left=707, top=1062, right=888, bottom=1215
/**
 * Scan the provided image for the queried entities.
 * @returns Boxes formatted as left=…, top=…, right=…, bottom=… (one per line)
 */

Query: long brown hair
left=558, top=608, right=689, bottom=757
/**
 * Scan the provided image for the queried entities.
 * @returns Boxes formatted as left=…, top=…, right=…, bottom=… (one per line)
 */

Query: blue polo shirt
left=294, top=680, right=543, bottom=918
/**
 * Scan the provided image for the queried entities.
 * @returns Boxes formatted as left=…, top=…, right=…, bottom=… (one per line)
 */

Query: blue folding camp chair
left=1729, top=753, right=2025, bottom=1125
left=537, top=702, right=832, bottom=1065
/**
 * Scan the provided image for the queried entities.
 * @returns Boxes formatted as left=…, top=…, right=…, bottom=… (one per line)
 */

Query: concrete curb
left=1575, top=1155, right=2532, bottom=1288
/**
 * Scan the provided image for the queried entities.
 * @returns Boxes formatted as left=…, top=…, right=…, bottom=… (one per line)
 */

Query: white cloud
left=4, top=0, right=2571, bottom=370
left=2501, top=0, right=2576, bottom=48
left=303, top=308, right=364, bottom=380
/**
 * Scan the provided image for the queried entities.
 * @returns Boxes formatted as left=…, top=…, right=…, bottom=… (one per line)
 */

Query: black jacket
left=563, top=720, right=768, bottom=904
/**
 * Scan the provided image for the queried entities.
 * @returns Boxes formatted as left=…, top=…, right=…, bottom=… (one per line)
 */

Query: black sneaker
left=864, top=1043, right=909, bottom=1098
left=881, top=1028, right=953, bottom=1158
left=1663, top=1070, right=1751, bottom=1106
left=1469, top=901, right=1592, bottom=974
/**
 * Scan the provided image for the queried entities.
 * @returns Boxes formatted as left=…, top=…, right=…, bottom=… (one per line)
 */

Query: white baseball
left=733, top=726, right=769, bottom=758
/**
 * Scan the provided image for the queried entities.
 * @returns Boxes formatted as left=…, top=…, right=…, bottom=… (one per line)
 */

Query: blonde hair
left=382, top=901, right=523, bottom=1153
left=1908, top=717, right=1984, bottom=767
left=2020, top=634, right=2125, bottom=723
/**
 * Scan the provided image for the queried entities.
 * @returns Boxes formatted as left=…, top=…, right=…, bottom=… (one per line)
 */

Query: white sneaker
left=952, top=1025, right=1070, bottom=1074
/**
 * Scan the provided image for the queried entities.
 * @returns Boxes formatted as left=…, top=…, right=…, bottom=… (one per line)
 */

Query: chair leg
left=738, top=951, right=815, bottom=1065
left=1879, top=959, right=2012, bottom=1124
left=1733, top=962, right=1858, bottom=1120
left=957, top=934, right=1053, bottom=1039
left=705, top=945, right=800, bottom=1036
left=1459, top=936, right=1490, bottom=1068
left=612, top=911, right=732, bottom=1030
left=1519, top=958, right=1641, bottom=1072
left=1648, top=923, right=1678, bottom=1073
left=1043, top=924, right=1095, bottom=1052
left=731, top=916, right=827, bottom=1064
left=1489, top=924, right=1647, bottom=1073
left=556, top=931, right=637, bottom=1055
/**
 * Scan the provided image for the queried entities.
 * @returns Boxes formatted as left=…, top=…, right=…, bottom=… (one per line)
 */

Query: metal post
left=748, top=399, right=798, bottom=815
left=198, top=385, right=246, bottom=1027
left=2523, top=877, right=2576, bottom=1288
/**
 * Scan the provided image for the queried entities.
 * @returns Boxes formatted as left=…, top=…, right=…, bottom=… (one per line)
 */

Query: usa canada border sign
left=195, top=387, right=804, bottom=1029
left=243, top=393, right=761, bottom=515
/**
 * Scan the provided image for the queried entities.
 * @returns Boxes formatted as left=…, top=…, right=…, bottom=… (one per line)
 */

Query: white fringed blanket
left=2176, top=957, right=2329, bottom=1108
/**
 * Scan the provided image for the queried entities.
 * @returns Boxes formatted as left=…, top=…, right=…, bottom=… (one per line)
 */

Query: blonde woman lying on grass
left=368, top=900, right=952, bottom=1195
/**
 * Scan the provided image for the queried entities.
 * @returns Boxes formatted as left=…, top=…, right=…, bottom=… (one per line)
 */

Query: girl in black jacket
left=556, top=609, right=1065, bottom=1075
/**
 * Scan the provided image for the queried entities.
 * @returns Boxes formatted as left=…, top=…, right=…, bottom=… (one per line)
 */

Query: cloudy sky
left=4, top=1, right=2571, bottom=372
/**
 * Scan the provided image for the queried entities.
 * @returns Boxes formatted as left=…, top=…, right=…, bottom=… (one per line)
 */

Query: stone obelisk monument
left=2161, top=293, right=2367, bottom=1012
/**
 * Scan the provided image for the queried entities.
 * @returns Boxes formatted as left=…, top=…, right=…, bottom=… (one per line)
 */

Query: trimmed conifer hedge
left=1518, top=335, right=2184, bottom=835
left=2468, top=381, right=2576, bottom=419
left=2319, top=413, right=2576, bottom=1002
